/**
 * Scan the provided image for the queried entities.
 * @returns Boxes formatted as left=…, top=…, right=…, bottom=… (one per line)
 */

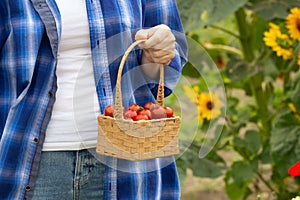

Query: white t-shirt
left=43, top=0, right=100, bottom=151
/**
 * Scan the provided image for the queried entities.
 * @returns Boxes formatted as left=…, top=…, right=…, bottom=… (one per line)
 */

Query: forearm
left=139, top=0, right=188, bottom=96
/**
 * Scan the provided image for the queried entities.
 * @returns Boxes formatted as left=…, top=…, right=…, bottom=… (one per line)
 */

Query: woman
left=0, top=0, right=187, bottom=199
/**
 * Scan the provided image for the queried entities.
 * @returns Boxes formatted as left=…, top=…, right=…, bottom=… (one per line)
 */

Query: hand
left=135, top=24, right=176, bottom=65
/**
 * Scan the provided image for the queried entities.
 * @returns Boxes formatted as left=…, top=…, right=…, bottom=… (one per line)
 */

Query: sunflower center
left=206, top=101, right=214, bottom=110
left=297, top=19, right=300, bottom=31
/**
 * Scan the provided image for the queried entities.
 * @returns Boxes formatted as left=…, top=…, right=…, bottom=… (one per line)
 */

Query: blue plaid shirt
left=0, top=0, right=187, bottom=199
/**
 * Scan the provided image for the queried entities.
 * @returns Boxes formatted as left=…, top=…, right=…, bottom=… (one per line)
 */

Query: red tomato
left=133, top=114, right=149, bottom=121
left=137, top=109, right=151, bottom=120
left=150, top=105, right=166, bottom=119
left=128, top=103, right=141, bottom=112
left=104, top=105, right=114, bottom=117
left=143, top=102, right=155, bottom=110
left=123, top=110, right=137, bottom=120
left=164, top=106, right=174, bottom=118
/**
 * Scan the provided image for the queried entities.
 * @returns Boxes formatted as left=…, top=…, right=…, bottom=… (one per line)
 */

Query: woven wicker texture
left=96, top=40, right=180, bottom=161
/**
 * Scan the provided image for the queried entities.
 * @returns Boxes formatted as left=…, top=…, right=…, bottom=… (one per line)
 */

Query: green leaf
left=225, top=168, right=253, bottom=200
left=271, top=109, right=300, bottom=177
left=233, top=136, right=245, bottom=148
left=181, top=62, right=201, bottom=78
left=226, top=182, right=247, bottom=200
left=247, top=0, right=300, bottom=20
left=177, top=0, right=248, bottom=31
left=190, top=158, right=224, bottom=178
left=233, top=137, right=250, bottom=159
left=273, top=151, right=299, bottom=178
left=263, top=56, right=279, bottom=80
left=260, top=140, right=272, bottom=164
left=225, top=59, right=253, bottom=82
left=244, top=130, right=261, bottom=154
left=290, top=71, right=300, bottom=111
left=270, top=109, right=300, bottom=156
left=227, top=97, right=239, bottom=108
left=250, top=15, right=269, bottom=52
left=231, top=161, right=254, bottom=186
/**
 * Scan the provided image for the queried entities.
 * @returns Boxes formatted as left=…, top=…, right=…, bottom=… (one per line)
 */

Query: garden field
left=175, top=1, right=300, bottom=199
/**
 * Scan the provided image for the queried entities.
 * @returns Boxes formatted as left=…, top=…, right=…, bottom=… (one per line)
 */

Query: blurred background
left=167, top=0, right=300, bottom=199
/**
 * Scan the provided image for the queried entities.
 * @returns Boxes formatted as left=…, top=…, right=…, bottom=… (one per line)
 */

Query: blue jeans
left=31, top=149, right=105, bottom=200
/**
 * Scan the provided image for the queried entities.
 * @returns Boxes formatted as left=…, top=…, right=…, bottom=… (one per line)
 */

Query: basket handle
left=114, top=40, right=165, bottom=120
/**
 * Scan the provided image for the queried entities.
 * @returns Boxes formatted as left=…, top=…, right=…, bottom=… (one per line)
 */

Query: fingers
left=135, top=24, right=176, bottom=65
left=143, top=48, right=175, bottom=65
left=143, top=27, right=175, bottom=48
left=135, top=24, right=168, bottom=42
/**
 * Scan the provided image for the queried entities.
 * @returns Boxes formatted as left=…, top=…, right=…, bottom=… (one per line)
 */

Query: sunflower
left=183, top=85, right=223, bottom=123
left=297, top=53, right=300, bottom=66
left=263, top=23, right=293, bottom=60
left=286, top=7, right=300, bottom=41
left=198, top=92, right=222, bottom=120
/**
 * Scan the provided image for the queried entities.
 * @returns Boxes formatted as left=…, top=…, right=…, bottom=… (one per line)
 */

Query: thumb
left=135, top=29, right=149, bottom=40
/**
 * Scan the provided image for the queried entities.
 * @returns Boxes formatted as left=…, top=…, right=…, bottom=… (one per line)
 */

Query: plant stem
left=283, top=54, right=297, bottom=92
left=249, top=73, right=271, bottom=136
left=202, top=42, right=243, bottom=57
left=256, top=171, right=279, bottom=196
left=235, top=8, right=255, bottom=62
left=234, top=8, right=271, bottom=136
left=208, top=24, right=240, bottom=39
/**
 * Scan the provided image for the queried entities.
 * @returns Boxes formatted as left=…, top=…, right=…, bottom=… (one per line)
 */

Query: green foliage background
left=175, top=0, right=300, bottom=199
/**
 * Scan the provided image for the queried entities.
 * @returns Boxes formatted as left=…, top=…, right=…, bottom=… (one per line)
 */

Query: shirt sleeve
left=142, top=0, right=188, bottom=97
left=0, top=3, right=8, bottom=50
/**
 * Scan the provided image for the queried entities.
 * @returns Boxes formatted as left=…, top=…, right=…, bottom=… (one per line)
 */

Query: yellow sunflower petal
left=286, top=7, right=300, bottom=41
left=263, top=23, right=294, bottom=60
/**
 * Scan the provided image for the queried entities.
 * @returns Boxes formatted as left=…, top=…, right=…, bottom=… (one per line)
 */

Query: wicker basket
left=96, top=40, right=180, bottom=161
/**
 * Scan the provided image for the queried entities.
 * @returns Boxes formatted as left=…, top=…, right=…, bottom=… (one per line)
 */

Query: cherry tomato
left=123, top=109, right=137, bottom=120
left=143, top=102, right=155, bottom=110
left=133, top=114, right=149, bottom=121
left=150, top=104, right=166, bottom=119
left=128, top=103, right=141, bottom=112
left=164, top=106, right=174, bottom=118
left=104, top=105, right=114, bottom=117
left=137, top=109, right=151, bottom=120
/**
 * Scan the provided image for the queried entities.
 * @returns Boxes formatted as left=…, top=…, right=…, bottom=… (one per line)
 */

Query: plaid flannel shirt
left=0, top=0, right=187, bottom=199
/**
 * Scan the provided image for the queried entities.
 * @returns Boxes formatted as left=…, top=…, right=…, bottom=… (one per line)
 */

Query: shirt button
left=48, top=91, right=53, bottom=97
left=25, top=185, right=31, bottom=191
left=33, top=138, right=39, bottom=144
